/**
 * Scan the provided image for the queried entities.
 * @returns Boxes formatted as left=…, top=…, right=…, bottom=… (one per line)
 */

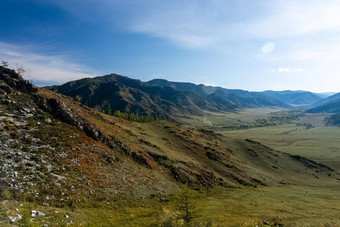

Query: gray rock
left=263, top=220, right=270, bottom=225
left=31, top=210, right=45, bottom=217
left=8, top=214, right=22, bottom=223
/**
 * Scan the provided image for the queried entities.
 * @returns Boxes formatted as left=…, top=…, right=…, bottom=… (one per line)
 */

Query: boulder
left=31, top=210, right=45, bottom=217
left=8, top=214, right=22, bottom=223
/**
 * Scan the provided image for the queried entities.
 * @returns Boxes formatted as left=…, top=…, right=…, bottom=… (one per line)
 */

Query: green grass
left=175, top=108, right=284, bottom=128
left=183, top=109, right=340, bottom=171
left=219, top=125, right=340, bottom=171
left=2, top=183, right=339, bottom=226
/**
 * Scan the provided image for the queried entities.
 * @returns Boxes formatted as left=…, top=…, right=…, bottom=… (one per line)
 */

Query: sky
left=1, top=0, right=340, bottom=92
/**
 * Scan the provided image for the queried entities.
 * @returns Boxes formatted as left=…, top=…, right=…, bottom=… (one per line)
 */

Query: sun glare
left=261, top=42, right=275, bottom=54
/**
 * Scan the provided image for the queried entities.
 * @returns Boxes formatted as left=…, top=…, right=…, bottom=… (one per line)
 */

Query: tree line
left=103, top=103, right=163, bottom=123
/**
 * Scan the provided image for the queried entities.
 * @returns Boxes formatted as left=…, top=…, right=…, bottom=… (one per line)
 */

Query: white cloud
left=0, top=42, right=97, bottom=83
left=270, top=67, right=304, bottom=73
left=278, top=68, right=290, bottom=73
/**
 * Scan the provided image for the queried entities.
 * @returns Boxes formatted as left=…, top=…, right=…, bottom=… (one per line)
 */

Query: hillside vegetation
left=326, top=113, right=340, bottom=126
left=307, top=98, right=340, bottom=113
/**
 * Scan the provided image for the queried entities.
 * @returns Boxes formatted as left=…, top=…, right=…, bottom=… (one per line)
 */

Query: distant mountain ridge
left=311, top=92, right=340, bottom=107
left=146, top=79, right=328, bottom=106
left=262, top=90, right=322, bottom=105
left=48, top=74, right=290, bottom=118
left=48, top=74, right=337, bottom=117
left=306, top=92, right=340, bottom=113
left=146, top=79, right=290, bottom=108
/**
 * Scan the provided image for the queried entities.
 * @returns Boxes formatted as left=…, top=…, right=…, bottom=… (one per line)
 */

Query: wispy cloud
left=269, top=68, right=304, bottom=73
left=122, top=0, right=340, bottom=48
left=45, top=1, right=340, bottom=52
left=0, top=42, right=97, bottom=83
left=245, top=1, right=340, bottom=39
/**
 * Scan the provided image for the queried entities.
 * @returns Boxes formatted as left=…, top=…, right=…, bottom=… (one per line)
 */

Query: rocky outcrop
left=0, top=66, right=37, bottom=93
left=34, top=95, right=127, bottom=151
left=289, top=154, right=335, bottom=172
left=170, top=164, right=217, bottom=189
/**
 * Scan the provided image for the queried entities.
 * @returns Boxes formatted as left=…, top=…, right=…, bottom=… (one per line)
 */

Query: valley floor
left=220, top=124, right=340, bottom=172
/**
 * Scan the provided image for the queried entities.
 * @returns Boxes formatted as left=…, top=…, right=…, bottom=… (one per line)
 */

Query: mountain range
left=48, top=74, right=339, bottom=119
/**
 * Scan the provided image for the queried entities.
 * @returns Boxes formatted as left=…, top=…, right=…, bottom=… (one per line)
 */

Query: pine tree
left=177, top=185, right=195, bottom=225
left=114, top=110, right=122, bottom=118
left=106, top=103, right=112, bottom=115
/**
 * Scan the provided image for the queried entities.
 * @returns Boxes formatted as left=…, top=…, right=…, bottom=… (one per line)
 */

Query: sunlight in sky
left=261, top=43, right=275, bottom=54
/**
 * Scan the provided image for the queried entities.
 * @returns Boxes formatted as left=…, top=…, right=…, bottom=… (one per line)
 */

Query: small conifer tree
left=1, top=61, right=9, bottom=68
left=177, top=184, right=195, bottom=225
left=106, top=103, right=112, bottom=115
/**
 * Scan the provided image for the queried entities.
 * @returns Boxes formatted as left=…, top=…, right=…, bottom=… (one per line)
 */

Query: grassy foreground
left=2, top=183, right=339, bottom=226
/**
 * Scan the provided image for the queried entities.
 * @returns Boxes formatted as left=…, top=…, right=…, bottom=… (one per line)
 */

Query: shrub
left=2, top=189, right=11, bottom=199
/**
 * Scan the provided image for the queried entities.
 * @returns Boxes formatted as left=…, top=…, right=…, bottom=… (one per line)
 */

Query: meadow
left=178, top=108, right=339, bottom=170
left=215, top=111, right=340, bottom=172
left=4, top=181, right=339, bottom=226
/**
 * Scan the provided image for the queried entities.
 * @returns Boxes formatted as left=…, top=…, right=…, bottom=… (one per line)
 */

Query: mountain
left=145, top=79, right=218, bottom=97
left=146, top=79, right=289, bottom=108
left=306, top=92, right=340, bottom=113
left=311, top=92, right=340, bottom=107
left=307, top=98, right=340, bottom=113
left=48, top=74, right=220, bottom=118
left=316, top=92, right=337, bottom=98
left=147, top=79, right=337, bottom=107
left=262, top=90, right=322, bottom=105
left=1, top=66, right=339, bottom=225
left=48, top=75, right=290, bottom=121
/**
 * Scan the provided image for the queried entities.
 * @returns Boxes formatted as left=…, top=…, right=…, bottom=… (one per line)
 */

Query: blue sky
left=1, top=0, right=340, bottom=92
